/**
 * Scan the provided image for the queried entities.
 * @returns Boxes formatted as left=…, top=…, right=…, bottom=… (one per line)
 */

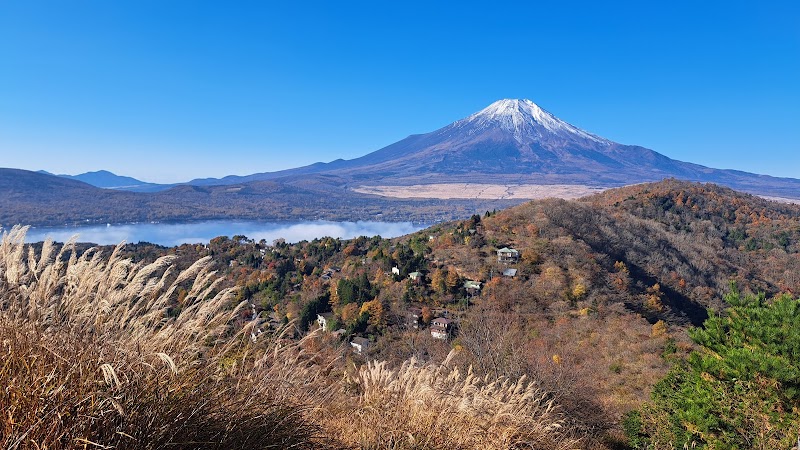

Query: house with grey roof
left=497, top=247, right=520, bottom=263
left=351, top=336, right=371, bottom=354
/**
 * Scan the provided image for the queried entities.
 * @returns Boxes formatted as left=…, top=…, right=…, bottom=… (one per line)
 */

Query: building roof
left=463, top=280, right=482, bottom=290
left=409, top=271, right=422, bottom=279
left=503, top=268, right=518, bottom=277
left=351, top=337, right=370, bottom=346
left=497, top=247, right=519, bottom=254
left=432, top=317, right=453, bottom=325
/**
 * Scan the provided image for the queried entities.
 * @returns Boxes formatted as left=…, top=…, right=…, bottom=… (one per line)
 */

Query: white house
left=317, top=312, right=335, bottom=332
left=408, top=307, right=423, bottom=329
left=409, top=271, right=423, bottom=283
left=351, top=336, right=370, bottom=354
left=430, top=317, right=453, bottom=340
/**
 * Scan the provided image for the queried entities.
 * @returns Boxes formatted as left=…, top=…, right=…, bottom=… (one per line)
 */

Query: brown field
left=352, top=183, right=607, bottom=199
left=759, top=195, right=800, bottom=204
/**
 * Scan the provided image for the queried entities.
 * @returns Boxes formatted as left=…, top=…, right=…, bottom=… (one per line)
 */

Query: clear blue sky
left=1, top=1, right=798, bottom=183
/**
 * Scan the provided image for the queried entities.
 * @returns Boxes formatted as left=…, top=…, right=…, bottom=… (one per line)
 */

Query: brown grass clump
left=1, top=225, right=579, bottom=449
left=332, top=354, right=579, bottom=450
left=0, top=226, right=328, bottom=449
left=1, top=319, right=322, bottom=449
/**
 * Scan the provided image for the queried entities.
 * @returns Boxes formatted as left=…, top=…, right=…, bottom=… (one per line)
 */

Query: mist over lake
left=22, top=220, right=425, bottom=247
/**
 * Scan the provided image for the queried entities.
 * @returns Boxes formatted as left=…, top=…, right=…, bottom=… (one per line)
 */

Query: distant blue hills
left=38, top=170, right=173, bottom=193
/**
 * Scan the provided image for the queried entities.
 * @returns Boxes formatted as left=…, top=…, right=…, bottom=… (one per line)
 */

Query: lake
left=19, top=220, right=426, bottom=247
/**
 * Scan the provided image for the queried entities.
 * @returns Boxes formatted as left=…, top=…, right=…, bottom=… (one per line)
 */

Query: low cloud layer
left=21, top=220, right=424, bottom=247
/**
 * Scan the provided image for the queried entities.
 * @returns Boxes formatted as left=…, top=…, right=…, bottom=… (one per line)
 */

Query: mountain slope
left=324, top=99, right=800, bottom=196
left=3, top=100, right=798, bottom=227
left=187, top=99, right=800, bottom=199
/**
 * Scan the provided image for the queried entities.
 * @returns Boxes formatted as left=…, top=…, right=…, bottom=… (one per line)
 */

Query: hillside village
left=318, top=244, right=514, bottom=347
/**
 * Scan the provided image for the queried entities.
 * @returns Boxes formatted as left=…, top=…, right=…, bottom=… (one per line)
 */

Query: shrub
left=628, top=286, right=800, bottom=449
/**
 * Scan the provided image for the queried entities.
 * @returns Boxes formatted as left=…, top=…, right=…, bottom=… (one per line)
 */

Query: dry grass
left=0, top=226, right=328, bottom=449
left=332, top=354, right=579, bottom=450
left=1, top=225, right=579, bottom=449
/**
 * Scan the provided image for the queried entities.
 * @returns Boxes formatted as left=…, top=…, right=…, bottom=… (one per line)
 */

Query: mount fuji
left=189, top=99, right=800, bottom=199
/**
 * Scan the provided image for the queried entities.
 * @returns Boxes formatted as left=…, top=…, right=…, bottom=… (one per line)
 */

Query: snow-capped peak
left=457, top=99, right=610, bottom=145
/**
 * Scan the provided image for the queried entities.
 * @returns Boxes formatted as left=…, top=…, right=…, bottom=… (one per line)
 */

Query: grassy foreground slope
left=0, top=226, right=578, bottom=450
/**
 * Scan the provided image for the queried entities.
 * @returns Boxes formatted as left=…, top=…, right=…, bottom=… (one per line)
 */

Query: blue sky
left=1, top=1, right=798, bottom=183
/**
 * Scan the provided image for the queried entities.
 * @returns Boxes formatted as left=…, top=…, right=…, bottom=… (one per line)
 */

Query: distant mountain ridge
left=41, top=170, right=171, bottom=192
left=0, top=167, right=517, bottom=227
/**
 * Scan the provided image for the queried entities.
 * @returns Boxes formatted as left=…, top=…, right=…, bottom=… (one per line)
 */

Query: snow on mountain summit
left=456, top=99, right=610, bottom=145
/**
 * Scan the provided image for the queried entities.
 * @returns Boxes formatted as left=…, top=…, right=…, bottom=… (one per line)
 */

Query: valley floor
left=353, top=183, right=606, bottom=199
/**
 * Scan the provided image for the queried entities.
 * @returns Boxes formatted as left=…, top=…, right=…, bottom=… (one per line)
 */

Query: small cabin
left=408, top=307, right=423, bottom=329
left=463, top=280, right=482, bottom=296
left=430, top=317, right=453, bottom=340
left=497, top=247, right=520, bottom=263
left=502, top=268, right=518, bottom=278
left=409, top=271, right=423, bottom=283
left=351, top=336, right=371, bottom=354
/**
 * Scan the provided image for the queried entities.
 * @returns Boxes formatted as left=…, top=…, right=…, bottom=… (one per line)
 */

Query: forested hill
left=583, top=179, right=800, bottom=301
left=402, top=180, right=799, bottom=327
left=102, top=178, right=800, bottom=447
left=124, top=178, right=799, bottom=331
